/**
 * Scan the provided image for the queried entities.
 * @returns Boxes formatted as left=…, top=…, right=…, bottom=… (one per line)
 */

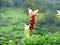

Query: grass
left=0, top=8, right=29, bottom=33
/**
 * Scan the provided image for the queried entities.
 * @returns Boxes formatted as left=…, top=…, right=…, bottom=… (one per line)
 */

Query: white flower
left=28, top=8, right=38, bottom=16
left=24, top=24, right=30, bottom=36
left=24, top=24, right=29, bottom=30
left=0, top=37, right=5, bottom=39
left=33, top=9, right=38, bottom=14
left=28, top=8, right=32, bottom=15
left=56, top=10, right=60, bottom=20
left=9, top=40, right=12, bottom=42
left=57, top=10, right=60, bottom=15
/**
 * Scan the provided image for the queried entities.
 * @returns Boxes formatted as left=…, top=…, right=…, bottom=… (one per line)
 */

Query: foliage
left=0, top=32, right=60, bottom=45
left=0, top=8, right=60, bottom=45
left=0, top=0, right=60, bottom=11
left=24, top=32, right=60, bottom=45
left=0, top=0, right=60, bottom=45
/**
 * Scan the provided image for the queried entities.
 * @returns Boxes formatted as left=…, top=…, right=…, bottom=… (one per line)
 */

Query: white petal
left=28, top=8, right=32, bottom=14
left=0, top=37, right=5, bottom=39
left=57, top=10, right=60, bottom=15
left=9, top=40, right=12, bottom=42
left=33, top=10, right=38, bottom=14
left=57, top=10, right=60, bottom=13
left=24, top=24, right=27, bottom=27
left=24, top=24, right=29, bottom=30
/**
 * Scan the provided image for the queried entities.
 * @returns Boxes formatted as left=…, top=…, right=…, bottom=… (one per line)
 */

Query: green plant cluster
left=0, top=32, right=60, bottom=45
left=24, top=32, right=60, bottom=45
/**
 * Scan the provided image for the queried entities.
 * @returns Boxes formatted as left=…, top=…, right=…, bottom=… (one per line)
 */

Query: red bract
left=29, top=13, right=36, bottom=31
left=28, top=8, right=38, bottom=35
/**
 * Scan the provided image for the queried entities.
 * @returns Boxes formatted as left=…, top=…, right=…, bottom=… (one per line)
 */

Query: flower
left=57, top=10, right=60, bottom=15
left=24, top=24, right=29, bottom=30
left=28, top=8, right=38, bottom=31
left=0, top=37, right=5, bottom=40
left=24, top=24, right=30, bottom=36
left=9, top=40, right=12, bottom=42
left=56, top=10, right=60, bottom=21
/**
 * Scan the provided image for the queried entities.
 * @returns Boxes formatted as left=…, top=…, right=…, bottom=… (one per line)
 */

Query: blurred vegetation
left=0, top=0, right=60, bottom=45
left=0, top=0, right=60, bottom=32
left=0, top=32, right=60, bottom=45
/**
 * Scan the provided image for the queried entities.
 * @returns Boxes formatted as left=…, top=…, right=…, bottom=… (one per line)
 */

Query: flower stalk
left=28, top=8, right=38, bottom=35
